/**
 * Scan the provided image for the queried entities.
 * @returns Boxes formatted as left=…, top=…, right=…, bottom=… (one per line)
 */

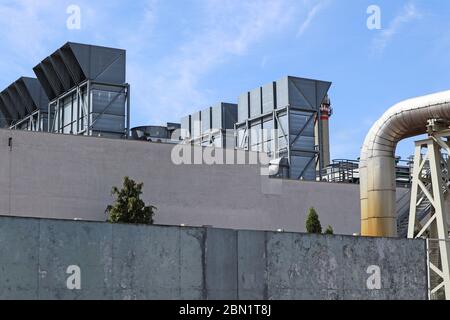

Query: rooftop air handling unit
left=33, top=42, right=130, bottom=139
left=0, top=77, right=49, bottom=131
left=235, top=76, right=332, bottom=181
left=181, top=103, right=238, bottom=149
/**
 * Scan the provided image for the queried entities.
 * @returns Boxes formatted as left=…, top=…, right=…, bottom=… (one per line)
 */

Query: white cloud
left=0, top=0, right=331, bottom=126
left=371, top=2, right=422, bottom=55
left=261, top=55, right=269, bottom=68
left=297, top=1, right=328, bottom=38
left=0, top=1, right=61, bottom=64
left=131, top=0, right=300, bottom=125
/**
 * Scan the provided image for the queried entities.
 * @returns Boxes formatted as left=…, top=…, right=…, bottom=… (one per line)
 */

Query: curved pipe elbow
left=360, top=90, right=450, bottom=237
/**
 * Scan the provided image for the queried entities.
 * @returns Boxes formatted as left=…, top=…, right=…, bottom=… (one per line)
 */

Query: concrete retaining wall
left=0, top=216, right=427, bottom=300
left=0, top=129, right=409, bottom=235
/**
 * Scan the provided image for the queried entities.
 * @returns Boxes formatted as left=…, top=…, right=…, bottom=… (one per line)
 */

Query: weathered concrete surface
left=0, top=129, right=410, bottom=236
left=0, top=216, right=427, bottom=300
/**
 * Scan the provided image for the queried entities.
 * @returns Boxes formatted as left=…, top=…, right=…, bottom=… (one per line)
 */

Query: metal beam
left=59, top=45, right=84, bottom=84
left=49, top=53, right=73, bottom=92
left=6, top=86, right=26, bottom=118
left=33, top=64, right=56, bottom=101
left=0, top=99, right=12, bottom=125
left=2, top=90, right=19, bottom=121
left=41, top=58, right=64, bottom=97
left=14, top=81, right=35, bottom=115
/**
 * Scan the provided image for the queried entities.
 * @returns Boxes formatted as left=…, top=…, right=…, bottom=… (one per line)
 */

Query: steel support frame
left=234, top=105, right=320, bottom=180
left=9, top=109, right=43, bottom=132
left=408, top=132, right=450, bottom=299
left=48, top=80, right=130, bottom=138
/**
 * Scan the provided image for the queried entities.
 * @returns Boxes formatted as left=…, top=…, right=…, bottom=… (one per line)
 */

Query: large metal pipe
left=360, top=90, right=450, bottom=237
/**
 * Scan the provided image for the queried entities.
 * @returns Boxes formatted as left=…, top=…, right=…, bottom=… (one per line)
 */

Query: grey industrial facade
left=0, top=128, right=410, bottom=235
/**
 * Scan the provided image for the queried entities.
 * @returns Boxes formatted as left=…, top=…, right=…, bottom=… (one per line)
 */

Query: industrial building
left=0, top=41, right=448, bottom=300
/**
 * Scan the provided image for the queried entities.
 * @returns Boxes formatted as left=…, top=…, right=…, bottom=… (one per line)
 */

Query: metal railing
left=320, top=158, right=413, bottom=187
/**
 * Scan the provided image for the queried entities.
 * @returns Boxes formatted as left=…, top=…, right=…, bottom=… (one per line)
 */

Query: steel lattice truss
left=408, top=129, right=450, bottom=299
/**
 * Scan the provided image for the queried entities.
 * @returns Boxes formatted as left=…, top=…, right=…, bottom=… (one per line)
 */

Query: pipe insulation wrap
left=360, top=90, right=450, bottom=237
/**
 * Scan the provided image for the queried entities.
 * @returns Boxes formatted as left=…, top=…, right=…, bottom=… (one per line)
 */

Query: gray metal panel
left=262, top=82, right=276, bottom=113
left=238, top=92, right=250, bottom=123
left=0, top=93, right=18, bottom=122
left=6, top=86, right=26, bottom=119
left=249, top=120, right=262, bottom=152
left=201, top=107, right=211, bottom=133
left=262, top=117, right=274, bottom=153
left=91, top=88, right=126, bottom=116
left=276, top=77, right=290, bottom=109
left=68, top=42, right=126, bottom=84
left=49, top=53, right=73, bottom=91
left=290, top=154, right=316, bottom=180
left=41, top=58, right=64, bottom=97
left=316, top=81, right=332, bottom=107
left=91, top=113, right=126, bottom=133
left=288, top=77, right=317, bottom=110
left=33, top=64, right=57, bottom=101
left=0, top=113, right=6, bottom=128
left=211, top=104, right=222, bottom=130
left=191, top=111, right=201, bottom=139
left=277, top=113, right=289, bottom=150
left=2, top=90, right=20, bottom=121
left=222, top=103, right=238, bottom=129
left=276, top=76, right=332, bottom=111
left=0, top=98, right=12, bottom=124
left=289, top=111, right=315, bottom=137
left=21, top=77, right=49, bottom=112
left=181, top=115, right=191, bottom=139
left=58, top=46, right=85, bottom=84
left=250, top=88, right=262, bottom=118
left=14, top=81, right=34, bottom=115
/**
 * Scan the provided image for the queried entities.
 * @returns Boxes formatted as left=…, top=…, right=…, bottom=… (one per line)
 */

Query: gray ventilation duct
left=360, top=90, right=450, bottom=237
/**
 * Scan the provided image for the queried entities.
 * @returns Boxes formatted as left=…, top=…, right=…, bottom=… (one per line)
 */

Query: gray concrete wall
left=0, top=216, right=427, bottom=300
left=0, top=129, right=408, bottom=235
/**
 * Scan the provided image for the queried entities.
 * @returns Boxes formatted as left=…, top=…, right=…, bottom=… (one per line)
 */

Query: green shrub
left=324, top=225, right=334, bottom=235
left=106, top=176, right=156, bottom=225
left=306, top=207, right=322, bottom=234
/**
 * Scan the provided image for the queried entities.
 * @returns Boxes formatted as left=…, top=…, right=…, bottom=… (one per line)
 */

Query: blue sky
left=0, top=0, right=449, bottom=160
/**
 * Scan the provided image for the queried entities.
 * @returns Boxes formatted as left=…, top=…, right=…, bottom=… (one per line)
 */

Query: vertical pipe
left=317, top=109, right=324, bottom=180
left=126, top=83, right=131, bottom=139
left=87, top=81, right=91, bottom=136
